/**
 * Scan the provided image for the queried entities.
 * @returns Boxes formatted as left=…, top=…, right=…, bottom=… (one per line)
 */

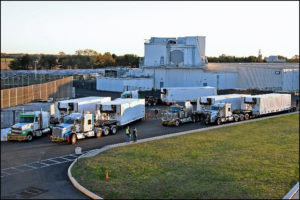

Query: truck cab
left=204, top=103, right=236, bottom=125
left=51, top=113, right=96, bottom=144
left=120, top=90, right=140, bottom=99
left=161, top=104, right=193, bottom=126
left=7, top=111, right=51, bottom=141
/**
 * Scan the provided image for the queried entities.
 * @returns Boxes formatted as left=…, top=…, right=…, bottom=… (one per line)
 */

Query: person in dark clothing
left=132, top=127, right=138, bottom=142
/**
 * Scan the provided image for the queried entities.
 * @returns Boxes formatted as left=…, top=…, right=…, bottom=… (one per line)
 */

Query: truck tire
left=244, top=114, right=249, bottom=120
left=175, top=120, right=180, bottom=127
left=192, top=116, right=196, bottom=123
left=240, top=114, right=245, bottom=121
left=234, top=115, right=239, bottom=122
left=216, top=118, right=222, bottom=125
left=147, top=102, right=152, bottom=106
left=27, top=133, right=33, bottom=142
left=103, top=127, right=110, bottom=136
left=70, top=134, right=77, bottom=145
left=111, top=126, right=117, bottom=135
left=95, top=128, right=102, bottom=138
left=153, top=102, right=157, bottom=106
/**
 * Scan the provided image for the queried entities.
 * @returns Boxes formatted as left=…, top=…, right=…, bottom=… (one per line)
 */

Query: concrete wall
left=96, top=77, right=153, bottom=92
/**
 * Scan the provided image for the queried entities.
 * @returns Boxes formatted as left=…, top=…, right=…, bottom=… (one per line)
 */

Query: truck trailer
left=7, top=110, right=51, bottom=141
left=120, top=90, right=160, bottom=106
left=204, top=93, right=295, bottom=125
left=160, top=86, right=217, bottom=104
left=53, top=96, right=111, bottom=122
left=96, top=98, right=145, bottom=136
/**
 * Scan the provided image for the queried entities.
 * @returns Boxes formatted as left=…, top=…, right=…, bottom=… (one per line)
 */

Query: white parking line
left=1, top=153, right=81, bottom=178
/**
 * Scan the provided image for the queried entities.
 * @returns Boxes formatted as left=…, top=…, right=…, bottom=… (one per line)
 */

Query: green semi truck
left=7, top=110, right=52, bottom=141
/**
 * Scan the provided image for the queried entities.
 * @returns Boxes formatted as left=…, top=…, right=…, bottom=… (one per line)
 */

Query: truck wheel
left=70, top=134, right=77, bottom=145
left=95, top=128, right=102, bottom=138
left=111, top=126, right=117, bottom=135
left=244, top=114, right=249, bottom=120
left=192, top=116, right=196, bottom=123
left=148, top=102, right=152, bottom=106
left=103, top=127, right=110, bottom=136
left=234, top=116, right=239, bottom=122
left=216, top=118, right=222, bottom=125
left=27, top=133, right=33, bottom=142
left=153, top=102, right=157, bottom=106
left=175, top=120, right=180, bottom=127
left=240, top=114, right=245, bottom=121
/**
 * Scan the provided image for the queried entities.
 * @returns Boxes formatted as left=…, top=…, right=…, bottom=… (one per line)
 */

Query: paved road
left=1, top=109, right=298, bottom=199
left=1, top=106, right=208, bottom=199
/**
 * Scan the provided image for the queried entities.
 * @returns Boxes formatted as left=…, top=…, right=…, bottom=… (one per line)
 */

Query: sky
left=1, top=1, right=299, bottom=57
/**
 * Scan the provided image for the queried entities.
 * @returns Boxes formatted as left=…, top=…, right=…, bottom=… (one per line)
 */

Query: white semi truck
left=204, top=93, right=295, bottom=125
left=51, top=112, right=97, bottom=144
left=96, top=98, right=145, bottom=136
left=7, top=110, right=51, bottom=141
left=160, top=86, right=217, bottom=104
left=53, top=96, right=111, bottom=123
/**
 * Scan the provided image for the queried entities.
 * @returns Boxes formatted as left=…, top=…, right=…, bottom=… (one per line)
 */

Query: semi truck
left=96, top=98, right=145, bottom=135
left=160, top=86, right=217, bottom=104
left=120, top=90, right=159, bottom=106
left=7, top=110, right=51, bottom=141
left=161, top=102, right=197, bottom=126
left=53, top=96, right=111, bottom=123
left=50, top=112, right=97, bottom=144
left=50, top=98, right=146, bottom=144
left=204, top=93, right=295, bottom=125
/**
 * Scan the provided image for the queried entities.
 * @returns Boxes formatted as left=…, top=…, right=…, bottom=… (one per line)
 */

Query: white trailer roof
left=99, top=98, right=141, bottom=105
left=163, top=86, right=215, bottom=90
left=201, top=94, right=250, bottom=101
left=250, top=93, right=290, bottom=98
left=57, top=97, right=107, bottom=104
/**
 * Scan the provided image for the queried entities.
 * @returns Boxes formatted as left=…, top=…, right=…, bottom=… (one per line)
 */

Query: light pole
left=34, top=60, right=38, bottom=80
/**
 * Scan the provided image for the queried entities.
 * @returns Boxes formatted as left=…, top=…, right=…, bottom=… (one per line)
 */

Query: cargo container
left=96, top=98, right=145, bottom=135
left=160, top=86, right=217, bottom=104
left=54, top=96, right=111, bottom=120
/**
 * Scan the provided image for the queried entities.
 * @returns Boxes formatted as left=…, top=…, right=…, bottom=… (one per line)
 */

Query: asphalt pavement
left=1, top=107, right=207, bottom=199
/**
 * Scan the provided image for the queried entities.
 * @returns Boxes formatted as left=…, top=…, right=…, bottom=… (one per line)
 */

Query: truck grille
left=52, top=127, right=63, bottom=137
left=11, top=128, right=22, bottom=134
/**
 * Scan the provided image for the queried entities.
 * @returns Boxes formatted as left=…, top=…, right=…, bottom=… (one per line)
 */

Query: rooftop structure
left=141, top=36, right=207, bottom=68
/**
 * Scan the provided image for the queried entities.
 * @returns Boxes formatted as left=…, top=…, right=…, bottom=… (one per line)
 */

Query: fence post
left=13, top=110, right=16, bottom=125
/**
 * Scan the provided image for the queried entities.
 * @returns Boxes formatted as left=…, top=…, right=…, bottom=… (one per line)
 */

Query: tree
left=39, top=55, right=57, bottom=70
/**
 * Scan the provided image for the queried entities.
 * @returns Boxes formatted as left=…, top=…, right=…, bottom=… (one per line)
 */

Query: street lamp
left=34, top=60, right=38, bottom=80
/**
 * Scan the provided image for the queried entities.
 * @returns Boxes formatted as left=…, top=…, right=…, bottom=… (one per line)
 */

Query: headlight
left=22, top=130, right=26, bottom=134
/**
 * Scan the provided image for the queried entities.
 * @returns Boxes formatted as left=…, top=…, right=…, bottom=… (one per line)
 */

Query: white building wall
left=282, top=69, right=299, bottom=91
left=96, top=77, right=153, bottom=92
left=144, top=44, right=167, bottom=67
left=238, top=67, right=283, bottom=91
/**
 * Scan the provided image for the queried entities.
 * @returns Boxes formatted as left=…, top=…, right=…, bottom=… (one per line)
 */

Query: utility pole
left=34, top=60, right=38, bottom=80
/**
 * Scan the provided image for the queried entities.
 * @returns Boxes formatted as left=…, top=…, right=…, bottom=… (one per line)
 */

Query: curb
left=283, top=182, right=299, bottom=199
left=68, top=112, right=299, bottom=199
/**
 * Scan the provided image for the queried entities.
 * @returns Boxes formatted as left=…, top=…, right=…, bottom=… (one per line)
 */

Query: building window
left=203, top=83, right=207, bottom=86
left=88, top=119, right=92, bottom=125
left=160, top=56, right=164, bottom=65
left=275, top=71, right=281, bottom=75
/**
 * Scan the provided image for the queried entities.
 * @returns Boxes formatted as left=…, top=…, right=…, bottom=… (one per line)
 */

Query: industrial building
left=96, top=36, right=299, bottom=93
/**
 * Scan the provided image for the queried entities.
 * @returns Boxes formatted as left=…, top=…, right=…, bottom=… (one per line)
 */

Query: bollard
left=75, top=147, right=82, bottom=165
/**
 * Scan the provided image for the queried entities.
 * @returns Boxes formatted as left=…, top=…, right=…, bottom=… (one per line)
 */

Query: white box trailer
left=199, top=94, right=251, bottom=112
left=96, top=98, right=145, bottom=135
left=54, top=96, right=111, bottom=119
left=161, top=86, right=217, bottom=103
left=242, top=93, right=292, bottom=115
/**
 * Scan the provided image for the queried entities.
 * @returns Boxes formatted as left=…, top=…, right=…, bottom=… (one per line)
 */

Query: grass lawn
left=72, top=114, right=299, bottom=199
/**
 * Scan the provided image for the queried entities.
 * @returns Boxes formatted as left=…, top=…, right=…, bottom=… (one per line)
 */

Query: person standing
left=132, top=127, right=138, bottom=142
left=125, top=126, right=131, bottom=142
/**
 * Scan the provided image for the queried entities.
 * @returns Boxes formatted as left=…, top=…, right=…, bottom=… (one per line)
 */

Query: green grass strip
left=72, top=114, right=299, bottom=199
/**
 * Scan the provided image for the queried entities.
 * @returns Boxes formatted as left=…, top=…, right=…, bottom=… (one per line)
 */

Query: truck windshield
left=169, top=107, right=180, bottom=113
left=211, top=106, right=219, bottom=111
left=64, top=118, right=74, bottom=124
left=20, top=117, right=34, bottom=123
